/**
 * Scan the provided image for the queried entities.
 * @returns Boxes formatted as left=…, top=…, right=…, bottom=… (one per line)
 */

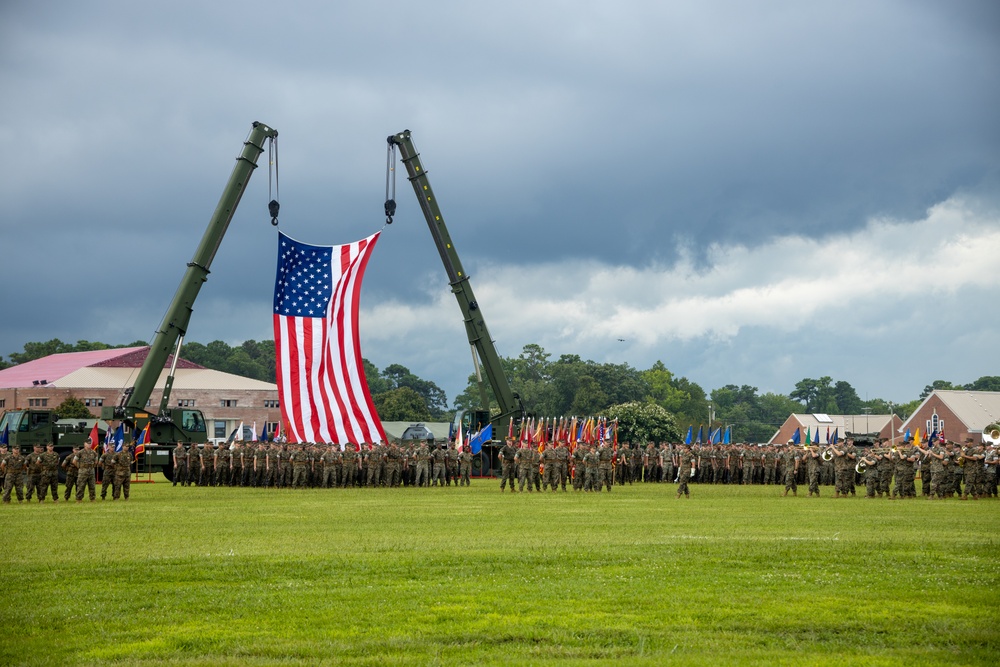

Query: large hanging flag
left=88, top=423, right=101, bottom=450
left=0, top=423, right=8, bottom=445
left=792, top=427, right=801, bottom=445
left=684, top=426, right=693, bottom=445
left=113, top=424, right=125, bottom=453
left=274, top=230, right=387, bottom=445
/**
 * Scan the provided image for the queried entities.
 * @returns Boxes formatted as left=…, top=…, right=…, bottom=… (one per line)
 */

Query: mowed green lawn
left=1, top=479, right=997, bottom=666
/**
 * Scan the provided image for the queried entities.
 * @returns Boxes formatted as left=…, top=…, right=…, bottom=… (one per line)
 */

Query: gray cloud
left=2, top=0, right=997, bottom=404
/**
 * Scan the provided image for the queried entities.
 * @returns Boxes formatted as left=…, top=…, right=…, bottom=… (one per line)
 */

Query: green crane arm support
left=123, top=121, right=278, bottom=414
left=387, top=130, right=523, bottom=431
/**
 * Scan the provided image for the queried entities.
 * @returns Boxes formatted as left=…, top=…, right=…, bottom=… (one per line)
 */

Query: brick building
left=898, top=390, right=1000, bottom=444
left=769, top=413, right=903, bottom=445
left=0, top=347, right=280, bottom=443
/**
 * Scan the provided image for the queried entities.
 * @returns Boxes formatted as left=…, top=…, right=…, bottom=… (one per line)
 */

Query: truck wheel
left=162, top=463, right=175, bottom=483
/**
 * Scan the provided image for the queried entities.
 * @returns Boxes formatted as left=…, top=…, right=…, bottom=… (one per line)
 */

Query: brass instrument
left=821, top=447, right=833, bottom=461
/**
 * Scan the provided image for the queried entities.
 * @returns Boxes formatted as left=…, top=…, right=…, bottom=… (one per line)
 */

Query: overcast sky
left=2, top=0, right=998, bottom=407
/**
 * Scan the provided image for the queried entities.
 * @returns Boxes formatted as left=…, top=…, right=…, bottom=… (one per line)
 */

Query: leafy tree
left=833, top=380, right=864, bottom=414
left=54, top=395, right=93, bottom=419
left=570, top=376, right=608, bottom=415
left=920, top=380, right=957, bottom=399
left=964, top=376, right=1000, bottom=392
left=373, top=387, right=432, bottom=421
left=605, top=401, right=681, bottom=444
left=790, top=377, right=838, bottom=413
left=379, top=364, right=448, bottom=419
left=363, top=358, right=392, bottom=395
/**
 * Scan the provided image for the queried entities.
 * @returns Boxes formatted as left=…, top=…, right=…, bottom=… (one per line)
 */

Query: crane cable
left=268, top=137, right=280, bottom=226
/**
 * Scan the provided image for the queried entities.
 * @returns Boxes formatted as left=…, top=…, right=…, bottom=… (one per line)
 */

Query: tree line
left=3, top=338, right=998, bottom=443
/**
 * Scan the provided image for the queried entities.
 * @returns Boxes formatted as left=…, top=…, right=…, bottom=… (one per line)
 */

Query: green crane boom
left=387, top=130, right=523, bottom=434
left=104, top=121, right=278, bottom=444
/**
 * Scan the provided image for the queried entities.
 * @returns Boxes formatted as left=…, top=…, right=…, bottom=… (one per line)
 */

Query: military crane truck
left=0, top=122, right=278, bottom=480
left=386, top=130, right=525, bottom=474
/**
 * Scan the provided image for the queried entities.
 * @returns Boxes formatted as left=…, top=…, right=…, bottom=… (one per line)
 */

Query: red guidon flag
left=273, top=231, right=386, bottom=445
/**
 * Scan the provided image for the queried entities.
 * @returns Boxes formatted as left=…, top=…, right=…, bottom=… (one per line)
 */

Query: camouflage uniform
left=445, top=444, right=459, bottom=486
left=429, top=445, right=446, bottom=487
left=892, top=448, right=917, bottom=499
left=199, top=446, right=215, bottom=487
left=597, top=444, right=614, bottom=492
left=515, top=445, right=534, bottom=492
left=499, top=440, right=518, bottom=492
left=290, top=446, right=309, bottom=488
left=74, top=446, right=99, bottom=501
left=413, top=443, right=431, bottom=487
left=1, top=447, right=27, bottom=503
left=542, top=446, right=559, bottom=491
left=172, top=444, right=188, bottom=486
left=342, top=445, right=359, bottom=488
left=367, top=445, right=384, bottom=487
left=583, top=446, right=599, bottom=491
left=99, top=449, right=116, bottom=499
left=554, top=443, right=569, bottom=491
left=572, top=445, right=586, bottom=490
left=39, top=446, right=60, bottom=502
left=385, top=444, right=403, bottom=487
left=781, top=447, right=800, bottom=496
left=62, top=448, right=80, bottom=500
left=214, top=444, right=231, bottom=487
left=983, top=446, right=998, bottom=498
left=458, top=447, right=472, bottom=486
left=676, top=448, right=695, bottom=497
left=113, top=447, right=132, bottom=500
left=805, top=447, right=822, bottom=496
left=24, top=446, right=43, bottom=500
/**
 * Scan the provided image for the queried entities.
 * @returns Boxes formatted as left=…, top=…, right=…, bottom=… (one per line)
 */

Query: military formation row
left=167, top=440, right=473, bottom=489
left=0, top=442, right=133, bottom=503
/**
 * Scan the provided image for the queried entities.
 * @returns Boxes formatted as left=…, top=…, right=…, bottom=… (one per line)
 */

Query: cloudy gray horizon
left=2, top=0, right=998, bottom=407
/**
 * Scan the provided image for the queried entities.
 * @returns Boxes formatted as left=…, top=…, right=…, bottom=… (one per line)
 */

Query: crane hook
left=269, top=199, right=280, bottom=226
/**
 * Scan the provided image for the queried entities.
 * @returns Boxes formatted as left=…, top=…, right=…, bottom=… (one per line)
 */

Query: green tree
left=54, top=395, right=93, bottom=419
left=920, top=380, right=957, bottom=399
left=605, top=401, right=681, bottom=444
left=570, top=376, right=608, bottom=415
left=373, top=387, right=433, bottom=421
left=833, top=380, right=864, bottom=414
left=790, top=377, right=838, bottom=413
left=964, top=376, right=1000, bottom=392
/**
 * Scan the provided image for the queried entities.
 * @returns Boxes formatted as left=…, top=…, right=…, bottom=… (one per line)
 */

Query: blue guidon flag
left=273, top=231, right=386, bottom=446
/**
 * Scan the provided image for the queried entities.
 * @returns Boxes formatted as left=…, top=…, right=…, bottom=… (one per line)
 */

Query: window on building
left=263, top=399, right=280, bottom=408
left=28, top=398, right=48, bottom=407
left=177, top=399, right=195, bottom=407
left=214, top=421, right=227, bottom=439
left=0, top=399, right=5, bottom=409
left=220, top=399, right=238, bottom=408
left=84, top=398, right=104, bottom=407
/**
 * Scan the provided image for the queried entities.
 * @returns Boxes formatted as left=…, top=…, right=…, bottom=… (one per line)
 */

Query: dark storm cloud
left=1, top=0, right=997, bottom=403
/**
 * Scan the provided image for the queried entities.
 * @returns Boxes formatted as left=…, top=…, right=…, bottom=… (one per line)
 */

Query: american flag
left=273, top=231, right=386, bottom=445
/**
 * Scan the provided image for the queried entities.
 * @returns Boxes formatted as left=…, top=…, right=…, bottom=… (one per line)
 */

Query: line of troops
left=496, top=437, right=999, bottom=500
left=168, top=440, right=475, bottom=489
left=0, top=437, right=135, bottom=504
left=495, top=438, right=698, bottom=498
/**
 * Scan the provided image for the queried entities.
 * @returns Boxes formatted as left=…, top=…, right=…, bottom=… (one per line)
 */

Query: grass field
left=2, top=478, right=997, bottom=666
